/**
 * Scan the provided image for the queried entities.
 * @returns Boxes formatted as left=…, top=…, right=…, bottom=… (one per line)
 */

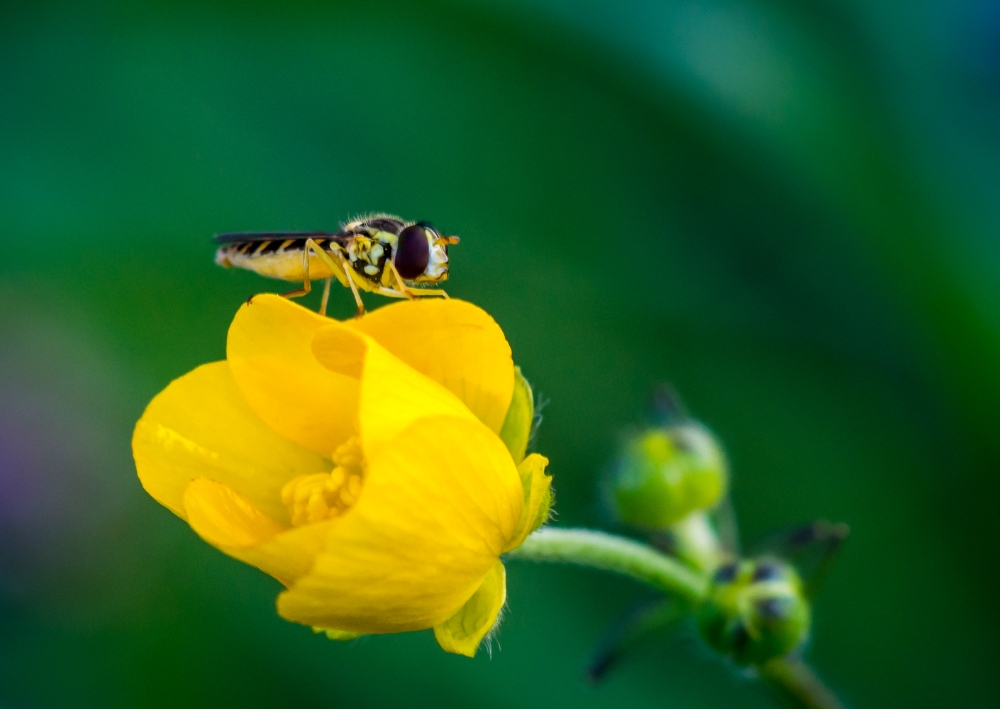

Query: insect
left=214, top=214, right=460, bottom=316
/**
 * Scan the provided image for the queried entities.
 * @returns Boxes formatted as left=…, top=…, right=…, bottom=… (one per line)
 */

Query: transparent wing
left=213, top=231, right=345, bottom=244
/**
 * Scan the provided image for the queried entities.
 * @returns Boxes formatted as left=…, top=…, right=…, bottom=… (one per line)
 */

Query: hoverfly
left=214, top=214, right=460, bottom=316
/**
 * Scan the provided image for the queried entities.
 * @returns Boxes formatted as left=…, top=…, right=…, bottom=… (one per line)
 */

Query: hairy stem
left=505, top=527, right=709, bottom=604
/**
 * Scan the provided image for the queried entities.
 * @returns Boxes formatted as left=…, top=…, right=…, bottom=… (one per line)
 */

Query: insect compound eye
left=395, top=225, right=431, bottom=279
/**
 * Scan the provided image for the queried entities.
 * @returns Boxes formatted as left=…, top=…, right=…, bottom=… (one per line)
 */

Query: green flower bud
left=611, top=423, right=728, bottom=529
left=697, top=558, right=811, bottom=666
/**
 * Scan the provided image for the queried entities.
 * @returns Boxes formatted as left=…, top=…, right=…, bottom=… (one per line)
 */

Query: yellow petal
left=434, top=562, right=507, bottom=657
left=312, top=323, right=478, bottom=463
left=504, top=453, right=553, bottom=552
left=227, top=294, right=358, bottom=455
left=132, top=361, right=328, bottom=523
left=183, top=478, right=334, bottom=584
left=350, top=299, right=514, bottom=433
left=276, top=415, right=523, bottom=633
left=183, top=477, right=284, bottom=547
left=498, top=366, right=534, bottom=464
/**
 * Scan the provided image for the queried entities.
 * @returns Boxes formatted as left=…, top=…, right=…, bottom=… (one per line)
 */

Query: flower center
left=281, top=437, right=366, bottom=526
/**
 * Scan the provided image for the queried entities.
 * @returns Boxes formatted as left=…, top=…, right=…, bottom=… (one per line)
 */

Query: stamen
left=281, top=436, right=366, bottom=526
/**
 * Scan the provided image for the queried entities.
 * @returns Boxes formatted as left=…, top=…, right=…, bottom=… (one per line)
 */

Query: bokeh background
left=2, top=0, right=999, bottom=706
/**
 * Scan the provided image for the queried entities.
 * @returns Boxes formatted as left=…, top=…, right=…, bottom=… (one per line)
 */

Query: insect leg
left=374, top=286, right=449, bottom=300
left=319, top=278, right=332, bottom=317
left=304, top=239, right=365, bottom=317
left=373, top=286, right=450, bottom=300
left=413, top=288, right=449, bottom=299
left=373, top=287, right=411, bottom=299
left=386, top=261, right=416, bottom=300
left=278, top=247, right=313, bottom=299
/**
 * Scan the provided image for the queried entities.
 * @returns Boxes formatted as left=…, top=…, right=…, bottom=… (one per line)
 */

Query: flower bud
left=611, top=422, right=728, bottom=529
left=697, top=557, right=811, bottom=666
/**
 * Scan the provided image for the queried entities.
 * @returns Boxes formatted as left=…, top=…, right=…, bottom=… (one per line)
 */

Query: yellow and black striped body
left=215, top=232, right=388, bottom=293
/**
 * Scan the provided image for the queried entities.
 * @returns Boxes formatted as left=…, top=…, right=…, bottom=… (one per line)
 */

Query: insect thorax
left=340, top=216, right=407, bottom=285
left=341, top=230, right=395, bottom=285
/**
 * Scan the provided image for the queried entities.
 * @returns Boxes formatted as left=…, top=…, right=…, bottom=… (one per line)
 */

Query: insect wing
left=213, top=231, right=345, bottom=244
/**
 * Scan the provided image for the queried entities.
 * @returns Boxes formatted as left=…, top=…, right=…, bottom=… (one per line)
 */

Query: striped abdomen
left=214, top=233, right=392, bottom=288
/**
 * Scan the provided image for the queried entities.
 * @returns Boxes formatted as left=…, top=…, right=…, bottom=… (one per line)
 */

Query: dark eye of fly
left=395, top=225, right=431, bottom=279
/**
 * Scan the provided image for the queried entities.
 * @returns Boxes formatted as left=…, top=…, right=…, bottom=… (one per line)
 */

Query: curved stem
left=504, top=527, right=709, bottom=604
left=759, top=657, right=847, bottom=709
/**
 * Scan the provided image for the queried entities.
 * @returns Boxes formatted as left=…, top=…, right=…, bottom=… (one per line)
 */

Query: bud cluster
left=697, top=557, right=811, bottom=665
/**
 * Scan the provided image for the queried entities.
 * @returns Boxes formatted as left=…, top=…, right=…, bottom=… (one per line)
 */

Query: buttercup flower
left=132, top=295, right=551, bottom=656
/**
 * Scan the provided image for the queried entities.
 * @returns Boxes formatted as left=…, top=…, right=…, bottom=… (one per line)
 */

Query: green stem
left=504, top=527, right=709, bottom=604
left=759, top=657, right=847, bottom=709
left=507, top=527, right=847, bottom=709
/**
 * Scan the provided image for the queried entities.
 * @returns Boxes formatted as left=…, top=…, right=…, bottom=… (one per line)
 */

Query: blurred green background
left=2, top=0, right=999, bottom=706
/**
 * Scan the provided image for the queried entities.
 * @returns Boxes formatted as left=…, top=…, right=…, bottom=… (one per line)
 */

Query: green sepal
left=499, top=366, right=534, bottom=464
left=434, top=562, right=507, bottom=657
left=312, top=626, right=363, bottom=641
left=504, top=453, right=553, bottom=552
left=524, top=460, right=553, bottom=536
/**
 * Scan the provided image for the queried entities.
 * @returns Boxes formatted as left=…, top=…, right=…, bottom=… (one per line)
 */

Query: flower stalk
left=505, top=527, right=709, bottom=604
left=759, top=657, right=847, bottom=709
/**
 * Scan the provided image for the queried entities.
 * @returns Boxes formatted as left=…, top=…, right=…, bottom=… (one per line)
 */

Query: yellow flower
left=132, top=295, right=551, bottom=656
